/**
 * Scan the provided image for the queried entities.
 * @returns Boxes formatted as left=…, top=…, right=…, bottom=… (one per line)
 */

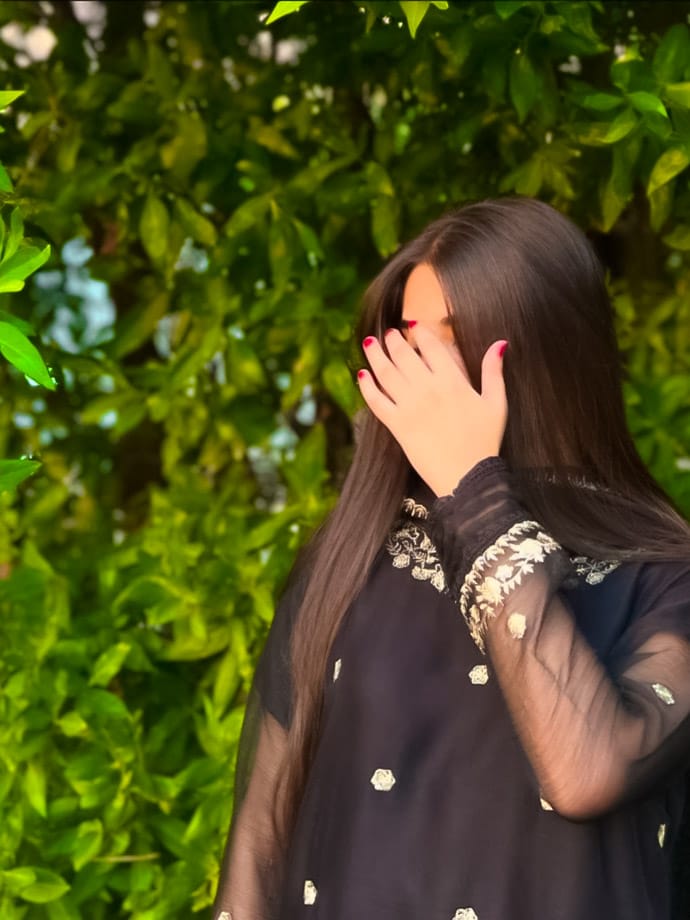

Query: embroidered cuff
left=424, top=456, right=573, bottom=652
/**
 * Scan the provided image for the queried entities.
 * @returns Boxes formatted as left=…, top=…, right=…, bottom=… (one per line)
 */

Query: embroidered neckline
left=395, top=497, right=623, bottom=590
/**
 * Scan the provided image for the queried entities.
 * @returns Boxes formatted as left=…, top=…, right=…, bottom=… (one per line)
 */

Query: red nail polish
left=408, top=320, right=417, bottom=328
left=357, top=369, right=366, bottom=380
left=363, top=336, right=375, bottom=347
left=498, top=341, right=508, bottom=357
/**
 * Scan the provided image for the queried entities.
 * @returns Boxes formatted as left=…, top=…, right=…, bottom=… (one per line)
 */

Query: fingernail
left=357, top=369, right=367, bottom=380
left=363, top=336, right=376, bottom=348
left=407, top=320, right=417, bottom=328
left=498, top=340, right=508, bottom=357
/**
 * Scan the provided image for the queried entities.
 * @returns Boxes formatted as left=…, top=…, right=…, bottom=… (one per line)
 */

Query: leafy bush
left=0, top=1, right=689, bottom=917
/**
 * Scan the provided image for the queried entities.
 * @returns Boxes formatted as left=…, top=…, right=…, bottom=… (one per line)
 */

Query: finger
left=480, top=339, right=508, bottom=409
left=356, top=368, right=396, bottom=428
left=412, top=322, right=463, bottom=377
left=361, top=335, right=406, bottom=401
left=382, top=327, right=431, bottom=380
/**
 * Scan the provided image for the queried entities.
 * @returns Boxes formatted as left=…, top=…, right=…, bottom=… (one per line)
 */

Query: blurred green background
left=1, top=0, right=690, bottom=916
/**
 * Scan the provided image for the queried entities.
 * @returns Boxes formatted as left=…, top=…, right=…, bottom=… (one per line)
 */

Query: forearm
left=425, top=456, right=690, bottom=820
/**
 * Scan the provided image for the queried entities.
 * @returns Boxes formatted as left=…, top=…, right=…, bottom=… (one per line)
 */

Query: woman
left=212, top=196, right=690, bottom=919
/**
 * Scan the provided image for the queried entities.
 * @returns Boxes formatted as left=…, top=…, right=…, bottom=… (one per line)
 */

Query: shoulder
left=612, top=558, right=690, bottom=651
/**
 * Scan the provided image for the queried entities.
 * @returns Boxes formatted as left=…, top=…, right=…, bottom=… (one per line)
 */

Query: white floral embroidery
left=401, top=496, right=429, bottom=519
left=385, top=522, right=446, bottom=592
left=652, top=682, right=675, bottom=705
left=398, top=497, right=620, bottom=579
left=658, top=823, right=667, bottom=847
left=507, top=612, right=527, bottom=639
left=570, top=556, right=621, bottom=585
left=394, top=496, right=621, bottom=653
left=459, top=522, right=561, bottom=653
left=453, top=909, right=478, bottom=920
left=303, top=880, right=318, bottom=904
left=333, top=658, right=342, bottom=681
left=370, top=768, right=396, bottom=791
left=469, top=664, right=489, bottom=685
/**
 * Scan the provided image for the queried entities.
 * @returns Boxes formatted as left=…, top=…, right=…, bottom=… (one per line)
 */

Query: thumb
left=480, top=339, right=508, bottom=410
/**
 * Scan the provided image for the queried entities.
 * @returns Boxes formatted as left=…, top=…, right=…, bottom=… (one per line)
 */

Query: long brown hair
left=272, top=195, right=690, bottom=857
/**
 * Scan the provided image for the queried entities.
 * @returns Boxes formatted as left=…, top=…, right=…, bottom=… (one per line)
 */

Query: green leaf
left=160, top=114, right=207, bottom=180
left=649, top=183, right=674, bottom=232
left=77, top=688, right=131, bottom=722
left=24, top=762, right=47, bottom=817
left=174, top=198, right=217, bottom=248
left=227, top=336, right=267, bottom=391
left=663, top=82, right=690, bottom=108
left=249, top=121, right=299, bottom=159
left=89, top=642, right=131, bottom=686
left=0, top=458, right=41, bottom=493
left=265, top=0, right=309, bottom=24
left=647, top=147, right=690, bottom=196
left=494, top=0, right=530, bottom=18
left=17, top=869, right=70, bottom=904
left=627, top=91, right=667, bottom=118
left=400, top=1, right=430, bottom=38
left=662, top=225, right=690, bottom=250
left=600, top=133, right=641, bottom=232
left=0, top=162, right=13, bottom=191
left=139, top=194, right=169, bottom=263
left=371, top=195, right=400, bottom=257
left=292, top=217, right=324, bottom=266
left=573, top=108, right=638, bottom=146
left=72, top=819, right=103, bottom=870
left=283, top=422, right=327, bottom=497
left=3, top=207, right=23, bottom=262
left=0, top=309, right=34, bottom=335
left=111, top=290, right=170, bottom=359
left=323, top=359, right=358, bottom=415
left=224, top=193, right=271, bottom=238
left=579, top=92, right=624, bottom=111
left=653, top=24, right=690, bottom=83
left=0, top=244, right=51, bottom=292
left=56, top=711, right=89, bottom=737
left=0, top=90, right=24, bottom=110
left=8, top=865, right=69, bottom=906
left=0, top=321, right=56, bottom=389
left=509, top=50, right=539, bottom=123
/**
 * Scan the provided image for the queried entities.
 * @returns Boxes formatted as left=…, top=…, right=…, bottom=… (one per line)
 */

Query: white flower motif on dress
left=333, top=658, right=342, bottom=681
left=513, top=537, right=548, bottom=563
left=458, top=520, right=561, bottom=653
left=507, top=612, right=527, bottom=639
left=452, top=909, right=478, bottom=919
left=495, top=563, right=513, bottom=582
left=385, top=522, right=446, bottom=592
left=401, top=496, right=428, bottom=519
left=570, top=556, right=621, bottom=585
left=370, top=768, right=396, bottom=791
left=476, top=575, right=503, bottom=606
left=652, top=682, right=675, bottom=705
left=658, top=823, right=667, bottom=847
left=468, top=664, right=489, bottom=685
left=303, top=880, right=318, bottom=904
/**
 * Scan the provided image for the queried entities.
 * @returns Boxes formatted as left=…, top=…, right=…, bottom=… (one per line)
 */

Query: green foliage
left=0, top=89, right=53, bottom=495
left=0, top=1, right=690, bottom=917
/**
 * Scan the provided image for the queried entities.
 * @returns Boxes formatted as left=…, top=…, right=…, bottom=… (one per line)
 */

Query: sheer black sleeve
left=424, top=455, right=690, bottom=821
left=212, top=569, right=306, bottom=919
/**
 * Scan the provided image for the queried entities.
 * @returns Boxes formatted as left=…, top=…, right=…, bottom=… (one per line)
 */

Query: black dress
left=213, top=456, right=690, bottom=920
